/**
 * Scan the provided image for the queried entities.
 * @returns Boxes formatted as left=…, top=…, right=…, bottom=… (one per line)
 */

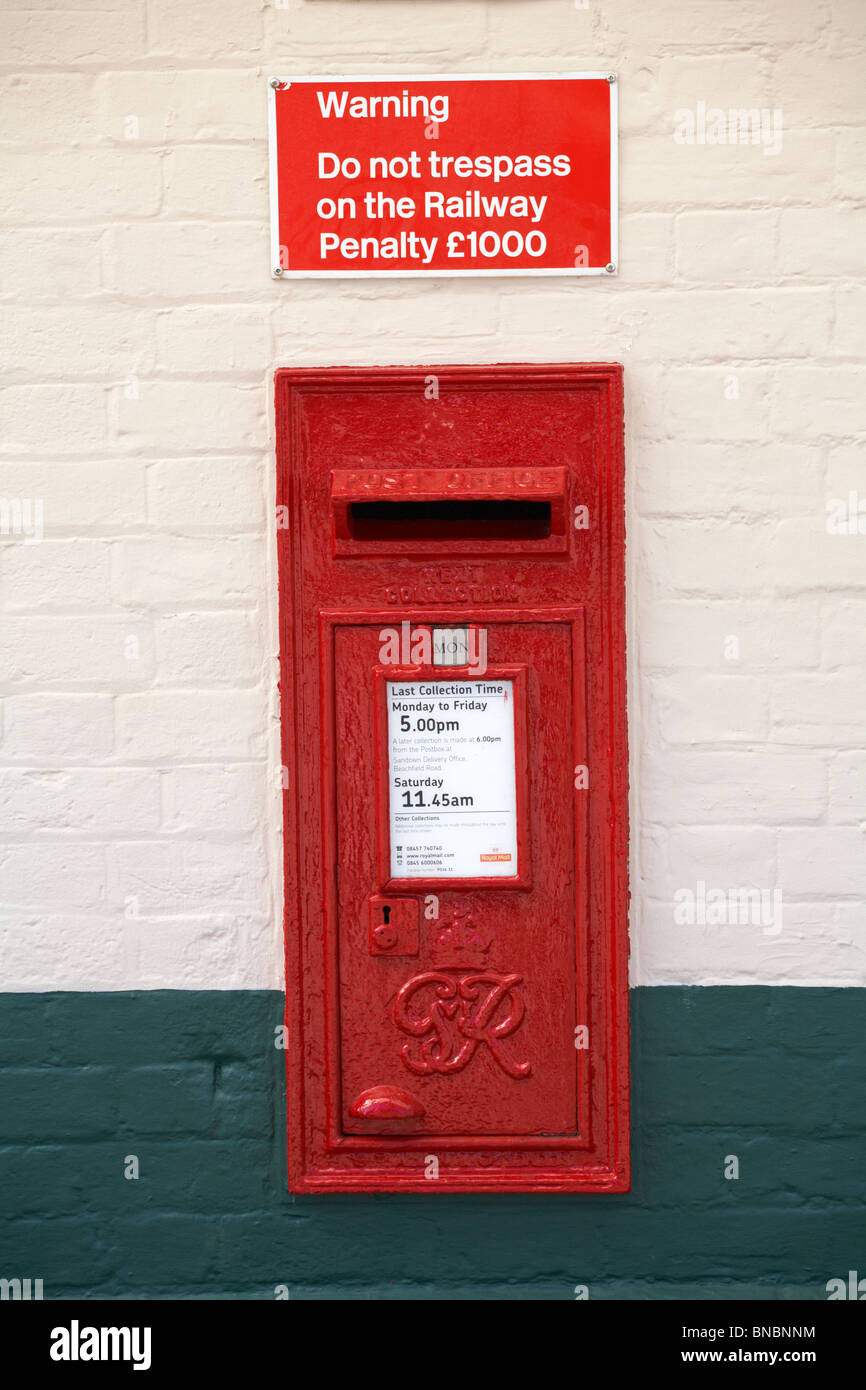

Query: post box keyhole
left=369, top=896, right=418, bottom=956
left=372, top=902, right=398, bottom=951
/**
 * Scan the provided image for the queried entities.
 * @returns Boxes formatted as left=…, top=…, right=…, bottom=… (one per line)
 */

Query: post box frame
left=276, top=363, right=629, bottom=1193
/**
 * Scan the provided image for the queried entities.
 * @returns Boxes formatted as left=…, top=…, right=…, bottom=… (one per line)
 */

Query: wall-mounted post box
left=276, top=364, right=628, bottom=1193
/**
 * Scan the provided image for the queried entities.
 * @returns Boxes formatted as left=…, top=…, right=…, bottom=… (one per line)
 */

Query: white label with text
left=387, top=679, right=518, bottom=878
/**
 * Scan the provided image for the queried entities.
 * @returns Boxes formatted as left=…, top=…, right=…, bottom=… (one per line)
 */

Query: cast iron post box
left=276, top=364, right=628, bottom=1193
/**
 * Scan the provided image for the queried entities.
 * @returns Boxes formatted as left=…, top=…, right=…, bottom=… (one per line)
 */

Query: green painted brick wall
left=0, top=987, right=863, bottom=1300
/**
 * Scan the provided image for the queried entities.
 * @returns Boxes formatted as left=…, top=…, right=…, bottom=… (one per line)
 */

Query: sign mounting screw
left=605, top=263, right=616, bottom=274
left=607, top=74, right=617, bottom=83
left=270, top=78, right=282, bottom=90
left=273, top=266, right=284, bottom=277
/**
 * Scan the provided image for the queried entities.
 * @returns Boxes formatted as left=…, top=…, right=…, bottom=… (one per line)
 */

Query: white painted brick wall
left=0, top=0, right=863, bottom=990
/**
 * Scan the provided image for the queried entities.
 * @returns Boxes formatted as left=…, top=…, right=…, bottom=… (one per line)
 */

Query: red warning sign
left=268, top=74, right=617, bottom=278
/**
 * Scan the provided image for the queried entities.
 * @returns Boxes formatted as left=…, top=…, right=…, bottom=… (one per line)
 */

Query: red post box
left=276, top=363, right=628, bottom=1193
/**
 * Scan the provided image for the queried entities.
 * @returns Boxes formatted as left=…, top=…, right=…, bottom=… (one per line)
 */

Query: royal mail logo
left=480, top=852, right=511, bottom=862
left=394, top=969, right=531, bottom=1079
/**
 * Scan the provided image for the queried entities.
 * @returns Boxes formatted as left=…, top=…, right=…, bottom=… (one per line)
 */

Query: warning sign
left=387, top=679, right=519, bottom=879
left=268, top=74, right=617, bottom=278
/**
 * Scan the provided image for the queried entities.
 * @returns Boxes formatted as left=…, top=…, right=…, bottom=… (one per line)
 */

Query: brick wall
left=0, top=3, right=864, bottom=993
left=1, top=987, right=863, bottom=1298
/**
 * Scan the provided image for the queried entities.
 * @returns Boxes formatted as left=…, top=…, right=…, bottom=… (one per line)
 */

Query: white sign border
left=267, top=72, right=618, bottom=280
left=386, top=675, right=520, bottom=881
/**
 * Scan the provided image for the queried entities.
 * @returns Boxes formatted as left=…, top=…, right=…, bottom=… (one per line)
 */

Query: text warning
left=269, top=75, right=616, bottom=277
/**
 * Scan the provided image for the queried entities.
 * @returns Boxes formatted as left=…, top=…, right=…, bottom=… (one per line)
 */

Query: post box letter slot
left=348, top=499, right=552, bottom=541
left=330, top=466, right=569, bottom=556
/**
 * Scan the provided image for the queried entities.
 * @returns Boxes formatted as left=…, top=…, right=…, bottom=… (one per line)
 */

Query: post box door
left=334, top=617, right=584, bottom=1137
